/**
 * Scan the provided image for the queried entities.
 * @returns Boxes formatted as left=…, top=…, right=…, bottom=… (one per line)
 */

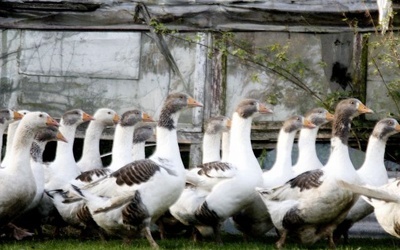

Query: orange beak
left=358, top=103, right=374, bottom=114
left=46, top=116, right=60, bottom=127
left=258, top=103, right=274, bottom=114
left=326, top=112, right=335, bottom=122
left=113, top=114, right=120, bottom=124
left=13, top=111, right=24, bottom=120
left=303, top=119, right=317, bottom=129
left=56, top=132, right=68, bottom=143
left=187, top=97, right=203, bottom=108
left=82, top=112, right=95, bottom=122
left=226, top=119, right=232, bottom=128
left=395, top=124, right=400, bottom=132
left=142, top=112, right=154, bottom=122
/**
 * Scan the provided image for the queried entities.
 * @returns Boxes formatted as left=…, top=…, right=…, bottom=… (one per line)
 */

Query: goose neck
left=202, top=132, right=222, bottom=164
left=81, top=121, right=104, bottom=160
left=56, top=123, right=77, bottom=156
left=297, top=128, right=318, bottom=158
left=110, top=125, right=135, bottom=167
left=3, top=122, right=19, bottom=164
left=221, top=131, right=230, bottom=162
left=273, top=129, right=296, bottom=169
left=31, top=141, right=47, bottom=163
left=228, top=112, right=254, bottom=166
left=362, top=136, right=386, bottom=170
left=132, top=142, right=146, bottom=161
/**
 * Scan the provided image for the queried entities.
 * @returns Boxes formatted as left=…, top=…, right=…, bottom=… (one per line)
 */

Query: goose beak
left=303, top=119, right=317, bottom=129
left=56, top=132, right=68, bottom=143
left=187, top=97, right=203, bottom=108
left=395, top=124, right=400, bottom=132
left=82, top=112, right=95, bottom=122
left=358, top=103, right=374, bottom=114
left=13, top=111, right=24, bottom=120
left=326, top=112, right=335, bottom=122
left=113, top=114, right=120, bottom=124
left=142, top=112, right=155, bottom=122
left=226, top=119, right=232, bottom=128
left=46, top=116, right=60, bottom=127
left=258, top=104, right=273, bottom=114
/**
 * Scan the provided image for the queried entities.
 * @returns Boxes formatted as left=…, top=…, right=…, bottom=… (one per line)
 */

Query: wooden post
left=352, top=33, right=368, bottom=103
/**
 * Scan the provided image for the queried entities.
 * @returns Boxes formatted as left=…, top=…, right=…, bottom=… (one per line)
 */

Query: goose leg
left=142, top=219, right=159, bottom=249
left=213, top=223, right=223, bottom=245
left=275, top=230, right=287, bottom=249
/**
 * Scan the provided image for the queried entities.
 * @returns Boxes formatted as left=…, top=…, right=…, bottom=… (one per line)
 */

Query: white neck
left=271, top=128, right=296, bottom=173
left=324, top=137, right=356, bottom=179
left=228, top=112, right=257, bottom=169
left=8, top=121, right=35, bottom=180
left=294, top=127, right=323, bottom=171
left=55, top=120, right=78, bottom=160
left=2, top=121, right=19, bottom=166
left=132, top=142, right=146, bottom=161
left=108, top=124, right=135, bottom=171
left=202, top=132, right=222, bottom=164
left=78, top=121, right=105, bottom=168
left=221, top=131, right=230, bottom=162
left=358, top=136, right=388, bottom=182
left=152, top=113, right=183, bottom=168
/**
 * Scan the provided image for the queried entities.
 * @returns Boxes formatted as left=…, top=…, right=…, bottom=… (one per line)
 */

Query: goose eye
left=39, top=114, right=43, bottom=118
left=108, top=112, right=111, bottom=115
left=389, top=121, right=393, bottom=125
left=350, top=101, right=355, bottom=104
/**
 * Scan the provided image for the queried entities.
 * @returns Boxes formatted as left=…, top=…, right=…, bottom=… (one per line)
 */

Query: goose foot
left=7, top=223, right=34, bottom=240
left=143, top=225, right=159, bottom=249
left=275, top=230, right=287, bottom=249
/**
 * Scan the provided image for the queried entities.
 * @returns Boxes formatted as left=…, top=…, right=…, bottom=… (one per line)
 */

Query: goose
left=0, top=109, right=23, bottom=161
left=77, top=108, right=120, bottom=172
left=166, top=115, right=231, bottom=238
left=0, top=112, right=59, bottom=232
left=232, top=115, right=316, bottom=238
left=49, top=109, right=152, bottom=229
left=65, top=93, right=203, bottom=248
left=338, top=179, right=400, bottom=239
left=187, top=99, right=272, bottom=243
left=1, top=110, right=30, bottom=168
left=44, top=109, right=94, bottom=191
left=292, top=108, right=334, bottom=175
left=221, top=130, right=230, bottom=162
left=10, top=126, right=67, bottom=237
left=334, top=118, right=400, bottom=242
left=256, top=98, right=373, bottom=249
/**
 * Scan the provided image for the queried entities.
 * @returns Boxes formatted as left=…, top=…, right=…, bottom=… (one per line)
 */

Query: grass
left=1, top=232, right=399, bottom=250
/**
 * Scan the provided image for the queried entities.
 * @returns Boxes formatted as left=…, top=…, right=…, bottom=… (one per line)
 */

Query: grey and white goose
left=67, top=93, right=202, bottom=248
left=77, top=108, right=120, bottom=172
left=0, top=109, right=23, bottom=162
left=49, top=109, right=152, bottom=229
left=292, top=108, right=334, bottom=175
left=334, top=118, right=400, bottom=242
left=232, top=115, right=315, bottom=238
left=257, top=98, right=373, bottom=249
left=187, top=99, right=272, bottom=243
left=0, top=112, right=59, bottom=234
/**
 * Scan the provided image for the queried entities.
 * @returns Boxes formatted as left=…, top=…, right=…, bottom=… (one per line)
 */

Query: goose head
left=304, top=108, right=334, bottom=128
left=133, top=124, right=155, bottom=144
left=235, top=99, right=273, bottom=118
left=372, top=118, right=400, bottom=141
left=34, top=126, right=68, bottom=143
left=205, top=116, right=231, bottom=135
left=0, top=109, right=23, bottom=127
left=62, top=109, right=94, bottom=126
left=22, top=112, right=60, bottom=130
left=158, top=93, right=203, bottom=130
left=283, top=115, right=315, bottom=133
left=93, top=108, right=120, bottom=126
left=120, top=110, right=154, bottom=127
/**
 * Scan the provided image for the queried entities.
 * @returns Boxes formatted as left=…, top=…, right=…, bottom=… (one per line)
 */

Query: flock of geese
left=0, top=92, right=400, bottom=248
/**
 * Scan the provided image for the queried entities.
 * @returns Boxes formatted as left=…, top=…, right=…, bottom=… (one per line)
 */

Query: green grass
left=1, top=234, right=399, bottom=250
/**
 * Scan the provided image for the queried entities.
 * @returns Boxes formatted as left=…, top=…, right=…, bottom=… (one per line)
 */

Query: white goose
left=190, top=99, right=272, bottom=243
left=232, top=115, right=315, bottom=238
left=338, top=178, right=400, bottom=239
left=1, top=110, right=30, bottom=168
left=292, top=108, right=334, bottom=175
left=0, top=112, right=59, bottom=231
left=256, top=98, right=373, bottom=249
left=77, top=108, right=120, bottom=172
left=334, top=118, right=400, bottom=241
left=0, top=109, right=23, bottom=161
left=202, top=116, right=231, bottom=164
left=44, top=109, right=94, bottom=191
left=67, top=93, right=202, bottom=248
left=75, top=110, right=153, bottom=185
